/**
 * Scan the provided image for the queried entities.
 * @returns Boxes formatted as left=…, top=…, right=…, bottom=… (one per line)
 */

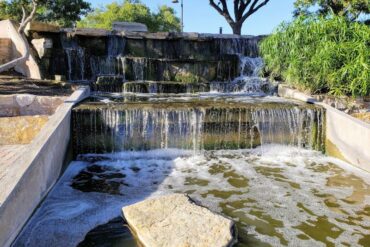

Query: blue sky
left=87, top=0, right=296, bottom=35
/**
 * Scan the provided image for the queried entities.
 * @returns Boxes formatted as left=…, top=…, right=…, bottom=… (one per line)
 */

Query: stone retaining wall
left=24, top=21, right=263, bottom=81
left=0, top=38, right=12, bottom=64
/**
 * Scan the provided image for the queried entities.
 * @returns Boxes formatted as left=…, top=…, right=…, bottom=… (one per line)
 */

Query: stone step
left=0, top=38, right=12, bottom=65
left=122, top=194, right=236, bottom=247
left=123, top=35, right=261, bottom=60
left=123, top=56, right=239, bottom=83
left=123, top=81, right=210, bottom=94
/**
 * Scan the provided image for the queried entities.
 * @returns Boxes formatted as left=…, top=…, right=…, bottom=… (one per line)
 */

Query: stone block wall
left=25, top=27, right=263, bottom=82
left=0, top=38, right=12, bottom=64
left=0, top=94, right=66, bottom=117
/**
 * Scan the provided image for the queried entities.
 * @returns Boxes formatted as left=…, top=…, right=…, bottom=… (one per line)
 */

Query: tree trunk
left=231, top=23, right=242, bottom=35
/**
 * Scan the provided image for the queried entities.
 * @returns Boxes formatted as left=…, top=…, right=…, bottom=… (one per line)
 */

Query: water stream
left=15, top=145, right=370, bottom=247
left=14, top=35, right=370, bottom=247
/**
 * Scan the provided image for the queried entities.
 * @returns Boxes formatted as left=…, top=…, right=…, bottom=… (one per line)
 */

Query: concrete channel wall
left=0, top=87, right=90, bottom=247
left=278, top=85, right=370, bottom=172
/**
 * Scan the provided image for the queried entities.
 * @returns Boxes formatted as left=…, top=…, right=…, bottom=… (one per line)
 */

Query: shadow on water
left=13, top=149, right=181, bottom=247
left=77, top=217, right=136, bottom=247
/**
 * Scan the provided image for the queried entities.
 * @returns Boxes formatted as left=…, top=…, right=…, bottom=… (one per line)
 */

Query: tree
left=77, top=0, right=181, bottom=32
left=153, top=6, right=181, bottom=32
left=209, top=0, right=271, bottom=35
left=294, top=0, right=370, bottom=21
left=18, top=0, right=37, bottom=33
left=0, top=0, right=91, bottom=27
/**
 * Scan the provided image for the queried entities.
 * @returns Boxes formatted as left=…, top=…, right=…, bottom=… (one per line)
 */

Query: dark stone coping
left=32, top=27, right=266, bottom=41
left=0, top=77, right=73, bottom=96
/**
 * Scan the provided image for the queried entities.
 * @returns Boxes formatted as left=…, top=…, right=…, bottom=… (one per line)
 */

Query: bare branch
left=241, top=0, right=270, bottom=23
left=209, top=0, right=271, bottom=34
left=18, top=0, right=38, bottom=33
left=21, top=6, right=26, bottom=24
left=209, top=0, right=235, bottom=25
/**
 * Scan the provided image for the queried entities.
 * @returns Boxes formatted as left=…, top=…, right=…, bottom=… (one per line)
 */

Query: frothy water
left=210, top=56, right=271, bottom=94
left=15, top=146, right=370, bottom=247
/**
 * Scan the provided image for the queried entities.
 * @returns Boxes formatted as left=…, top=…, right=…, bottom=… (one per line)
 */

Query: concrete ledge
left=277, top=84, right=317, bottom=103
left=25, top=21, right=60, bottom=33
left=0, top=86, right=90, bottom=247
left=278, top=84, right=370, bottom=172
left=0, top=94, right=66, bottom=117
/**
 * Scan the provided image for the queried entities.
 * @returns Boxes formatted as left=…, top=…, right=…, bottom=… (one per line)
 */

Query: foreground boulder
left=122, top=194, right=236, bottom=247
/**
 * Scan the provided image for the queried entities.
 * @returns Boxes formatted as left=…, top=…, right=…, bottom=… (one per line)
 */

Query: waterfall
left=72, top=103, right=325, bottom=154
left=62, top=36, right=86, bottom=82
left=217, top=38, right=259, bottom=57
left=62, top=35, right=126, bottom=82
left=210, top=56, right=270, bottom=94
left=73, top=106, right=206, bottom=153
left=131, top=58, right=146, bottom=81
left=90, top=36, right=126, bottom=78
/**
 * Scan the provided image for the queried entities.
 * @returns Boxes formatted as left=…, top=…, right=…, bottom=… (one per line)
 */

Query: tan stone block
left=25, top=21, right=60, bottom=33
left=0, top=95, right=16, bottom=106
left=0, top=115, right=49, bottom=144
left=122, top=194, right=236, bottom=247
left=0, top=38, right=12, bottom=64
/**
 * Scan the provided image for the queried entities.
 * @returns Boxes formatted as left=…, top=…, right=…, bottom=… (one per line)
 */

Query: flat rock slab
left=122, top=194, right=236, bottom=247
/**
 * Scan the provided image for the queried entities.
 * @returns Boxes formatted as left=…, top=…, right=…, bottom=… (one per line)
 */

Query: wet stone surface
left=71, top=164, right=128, bottom=195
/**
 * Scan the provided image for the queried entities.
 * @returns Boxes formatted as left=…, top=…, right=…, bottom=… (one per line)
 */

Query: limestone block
left=113, top=22, right=148, bottom=32
left=16, top=94, right=36, bottom=108
left=0, top=95, right=18, bottom=117
left=54, top=75, right=66, bottom=82
left=122, top=194, right=236, bottom=247
left=31, top=38, right=53, bottom=58
left=0, top=115, right=49, bottom=144
left=0, top=95, right=15, bottom=106
left=63, top=28, right=111, bottom=37
left=19, top=96, right=65, bottom=116
left=25, top=21, right=60, bottom=33
left=0, top=38, right=12, bottom=64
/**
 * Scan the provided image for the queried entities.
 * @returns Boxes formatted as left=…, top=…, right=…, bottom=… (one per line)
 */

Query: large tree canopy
left=0, top=0, right=91, bottom=27
left=294, top=0, right=370, bottom=21
left=77, top=0, right=181, bottom=32
left=209, top=0, right=271, bottom=35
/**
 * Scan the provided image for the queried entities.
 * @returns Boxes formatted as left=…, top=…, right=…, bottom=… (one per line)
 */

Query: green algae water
left=14, top=96, right=370, bottom=247
left=14, top=146, right=370, bottom=247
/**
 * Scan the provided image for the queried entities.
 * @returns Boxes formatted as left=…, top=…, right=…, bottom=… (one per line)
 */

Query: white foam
left=15, top=146, right=370, bottom=247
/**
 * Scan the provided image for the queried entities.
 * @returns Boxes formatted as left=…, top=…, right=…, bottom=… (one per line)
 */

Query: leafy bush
left=260, top=16, right=370, bottom=96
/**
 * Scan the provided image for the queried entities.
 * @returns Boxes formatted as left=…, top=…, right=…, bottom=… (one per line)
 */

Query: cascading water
left=217, top=37, right=259, bottom=57
left=72, top=99, right=325, bottom=154
left=62, top=35, right=126, bottom=82
left=131, top=57, right=146, bottom=81
left=62, top=36, right=86, bottom=81
left=212, top=37, right=272, bottom=94
left=17, top=34, right=370, bottom=247
left=90, top=36, right=126, bottom=77
left=210, top=56, right=270, bottom=94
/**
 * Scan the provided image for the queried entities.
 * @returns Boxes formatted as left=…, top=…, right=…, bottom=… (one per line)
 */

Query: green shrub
left=260, top=16, right=370, bottom=96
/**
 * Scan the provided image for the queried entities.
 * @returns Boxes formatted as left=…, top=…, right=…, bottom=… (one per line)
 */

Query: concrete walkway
left=0, top=145, right=25, bottom=184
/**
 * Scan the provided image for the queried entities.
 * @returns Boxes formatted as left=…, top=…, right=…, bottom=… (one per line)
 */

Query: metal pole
left=181, top=0, right=184, bottom=32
